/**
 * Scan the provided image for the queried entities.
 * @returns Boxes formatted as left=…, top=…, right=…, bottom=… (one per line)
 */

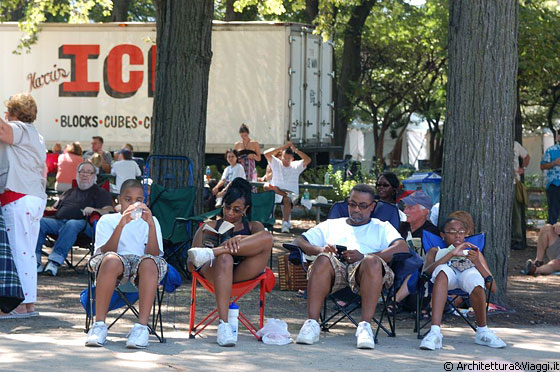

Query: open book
left=202, top=220, right=235, bottom=248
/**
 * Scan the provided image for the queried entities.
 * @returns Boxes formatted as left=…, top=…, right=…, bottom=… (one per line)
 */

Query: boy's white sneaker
left=296, top=319, right=320, bottom=345
left=475, top=329, right=506, bottom=348
left=188, top=247, right=215, bottom=268
left=85, top=321, right=108, bottom=347
left=217, top=320, right=236, bottom=347
left=420, top=329, right=443, bottom=350
left=126, top=323, right=149, bottom=349
left=355, top=321, right=375, bottom=349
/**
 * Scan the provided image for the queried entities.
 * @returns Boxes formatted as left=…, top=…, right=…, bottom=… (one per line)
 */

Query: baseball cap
left=401, top=191, right=433, bottom=210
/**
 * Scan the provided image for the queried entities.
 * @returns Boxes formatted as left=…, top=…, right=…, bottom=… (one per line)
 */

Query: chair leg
left=188, top=274, right=198, bottom=339
left=85, top=271, right=94, bottom=333
left=259, top=278, right=265, bottom=330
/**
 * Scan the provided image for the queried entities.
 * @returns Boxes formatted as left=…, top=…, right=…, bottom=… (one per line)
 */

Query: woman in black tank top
left=188, top=178, right=273, bottom=346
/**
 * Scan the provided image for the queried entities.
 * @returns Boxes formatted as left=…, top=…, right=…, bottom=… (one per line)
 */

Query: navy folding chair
left=415, top=231, right=493, bottom=338
left=285, top=198, right=409, bottom=343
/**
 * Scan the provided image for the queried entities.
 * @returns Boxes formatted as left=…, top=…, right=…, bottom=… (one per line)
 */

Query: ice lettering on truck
left=103, top=44, right=144, bottom=98
left=58, top=45, right=100, bottom=97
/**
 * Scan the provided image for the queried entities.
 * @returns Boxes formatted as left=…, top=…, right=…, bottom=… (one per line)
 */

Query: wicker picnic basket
left=278, top=253, right=309, bottom=291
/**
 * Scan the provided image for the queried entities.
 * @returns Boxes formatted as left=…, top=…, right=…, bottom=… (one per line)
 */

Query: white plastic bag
left=256, top=318, right=293, bottom=345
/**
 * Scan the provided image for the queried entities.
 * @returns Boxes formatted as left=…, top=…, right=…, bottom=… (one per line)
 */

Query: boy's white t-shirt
left=94, top=212, right=164, bottom=256
left=111, top=160, right=142, bottom=192
left=302, top=217, right=402, bottom=254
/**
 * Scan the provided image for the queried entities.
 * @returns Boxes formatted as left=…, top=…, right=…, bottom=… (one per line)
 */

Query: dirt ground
left=13, top=219, right=560, bottom=339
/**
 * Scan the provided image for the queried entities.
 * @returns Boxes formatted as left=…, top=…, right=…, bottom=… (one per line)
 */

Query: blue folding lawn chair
left=415, top=231, right=493, bottom=338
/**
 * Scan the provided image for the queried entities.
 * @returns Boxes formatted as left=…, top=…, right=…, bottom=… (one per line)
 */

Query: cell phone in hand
left=336, top=245, right=347, bottom=261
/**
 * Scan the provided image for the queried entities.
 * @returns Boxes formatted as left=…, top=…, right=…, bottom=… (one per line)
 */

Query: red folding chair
left=189, top=268, right=276, bottom=340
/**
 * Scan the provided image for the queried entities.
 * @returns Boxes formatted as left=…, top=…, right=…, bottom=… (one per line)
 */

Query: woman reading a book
left=187, top=178, right=273, bottom=346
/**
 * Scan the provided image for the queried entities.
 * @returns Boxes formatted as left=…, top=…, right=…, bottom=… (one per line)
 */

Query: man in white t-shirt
left=264, top=142, right=311, bottom=232
left=85, top=179, right=167, bottom=349
left=293, top=184, right=408, bottom=349
left=111, top=148, right=142, bottom=193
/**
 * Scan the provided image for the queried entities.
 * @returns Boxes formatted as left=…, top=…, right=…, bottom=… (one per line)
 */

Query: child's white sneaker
left=475, top=329, right=506, bottom=348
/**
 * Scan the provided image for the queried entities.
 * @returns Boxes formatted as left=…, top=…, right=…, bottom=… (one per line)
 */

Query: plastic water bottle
left=205, top=166, right=211, bottom=183
left=303, top=188, right=310, bottom=200
left=324, top=172, right=330, bottom=185
left=228, top=303, right=239, bottom=341
left=131, top=202, right=143, bottom=221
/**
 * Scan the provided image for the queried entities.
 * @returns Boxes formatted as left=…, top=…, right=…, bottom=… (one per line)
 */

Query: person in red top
left=0, top=93, right=47, bottom=319
left=55, top=142, right=84, bottom=192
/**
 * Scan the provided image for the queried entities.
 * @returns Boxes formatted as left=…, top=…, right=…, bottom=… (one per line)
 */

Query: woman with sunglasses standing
left=187, top=178, right=273, bottom=347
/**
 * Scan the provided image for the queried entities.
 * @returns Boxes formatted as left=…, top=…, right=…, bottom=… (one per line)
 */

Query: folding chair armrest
left=420, top=271, right=431, bottom=283
left=282, top=243, right=309, bottom=273
left=170, top=209, right=222, bottom=239
left=388, top=252, right=412, bottom=265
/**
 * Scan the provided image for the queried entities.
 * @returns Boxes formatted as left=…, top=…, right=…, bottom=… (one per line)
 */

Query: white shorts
left=431, top=264, right=484, bottom=295
left=275, top=192, right=299, bottom=204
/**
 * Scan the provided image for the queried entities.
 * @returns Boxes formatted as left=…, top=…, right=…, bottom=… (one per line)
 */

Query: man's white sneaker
left=44, top=261, right=59, bottom=276
left=187, top=247, right=215, bottom=268
left=217, top=320, right=236, bottom=347
left=296, top=319, right=320, bottom=345
left=420, top=329, right=443, bottom=350
left=475, top=329, right=506, bottom=348
left=356, top=321, right=375, bottom=349
left=85, top=321, right=108, bottom=347
left=281, top=221, right=290, bottom=233
left=126, top=323, right=149, bottom=349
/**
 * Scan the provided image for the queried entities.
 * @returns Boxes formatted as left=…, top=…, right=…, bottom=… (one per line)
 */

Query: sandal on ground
left=0, top=310, right=31, bottom=320
left=386, top=303, right=400, bottom=316
left=525, top=259, right=537, bottom=276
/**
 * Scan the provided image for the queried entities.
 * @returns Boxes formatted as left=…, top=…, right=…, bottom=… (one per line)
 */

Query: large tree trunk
left=152, top=1, right=213, bottom=213
left=441, top=1, right=518, bottom=305
left=111, top=0, right=131, bottom=22
left=305, top=0, right=319, bottom=24
left=225, top=0, right=257, bottom=21
left=333, top=0, right=375, bottom=155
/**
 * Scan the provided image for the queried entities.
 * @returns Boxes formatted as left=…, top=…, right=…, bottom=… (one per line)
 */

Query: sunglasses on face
left=223, top=204, right=245, bottom=214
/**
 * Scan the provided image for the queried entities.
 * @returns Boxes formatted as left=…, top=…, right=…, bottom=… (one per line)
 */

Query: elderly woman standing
left=0, top=93, right=47, bottom=318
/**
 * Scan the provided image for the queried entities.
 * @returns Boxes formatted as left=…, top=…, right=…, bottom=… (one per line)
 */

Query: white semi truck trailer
left=0, top=21, right=335, bottom=155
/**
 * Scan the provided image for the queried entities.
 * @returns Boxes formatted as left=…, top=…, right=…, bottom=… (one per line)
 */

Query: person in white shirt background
left=213, top=149, right=246, bottom=207
left=264, top=142, right=311, bottom=233
left=111, top=148, right=142, bottom=194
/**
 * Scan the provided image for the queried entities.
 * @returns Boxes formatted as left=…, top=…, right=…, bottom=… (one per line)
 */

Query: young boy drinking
left=420, top=216, right=506, bottom=350
left=85, top=179, right=167, bottom=349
